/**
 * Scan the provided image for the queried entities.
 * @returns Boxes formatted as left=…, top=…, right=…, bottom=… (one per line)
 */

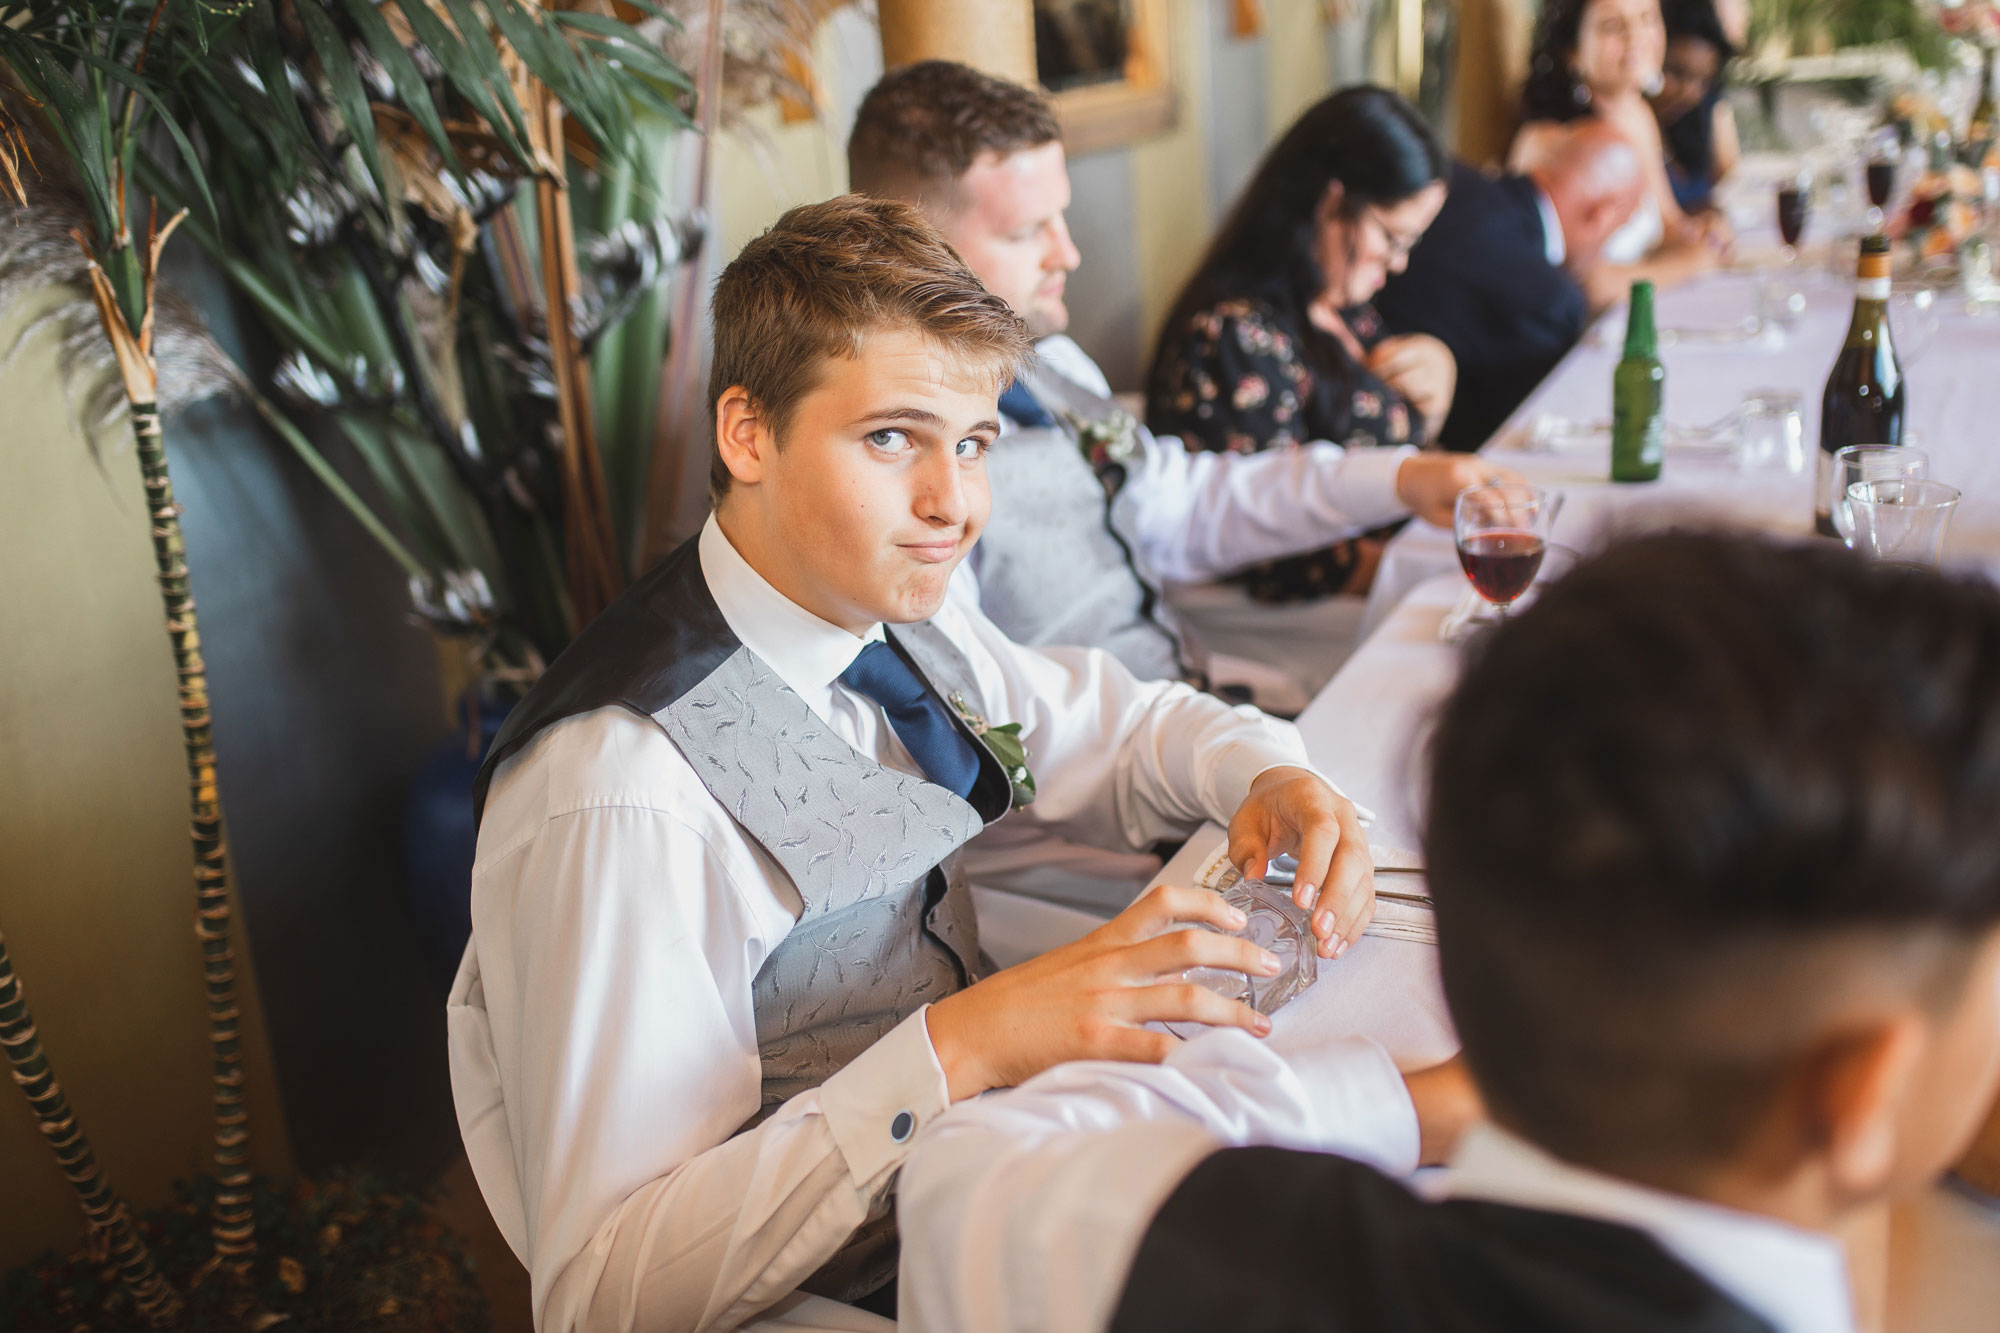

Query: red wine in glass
left=1457, top=530, right=1546, bottom=607
left=1777, top=186, right=1808, bottom=248
left=1865, top=160, right=1896, bottom=210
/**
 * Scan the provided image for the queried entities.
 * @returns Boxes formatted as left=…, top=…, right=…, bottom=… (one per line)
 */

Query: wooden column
left=878, top=0, right=1036, bottom=84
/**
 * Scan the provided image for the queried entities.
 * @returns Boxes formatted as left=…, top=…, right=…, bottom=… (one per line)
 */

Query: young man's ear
left=715, top=386, right=771, bottom=490
left=1810, top=1014, right=1928, bottom=1206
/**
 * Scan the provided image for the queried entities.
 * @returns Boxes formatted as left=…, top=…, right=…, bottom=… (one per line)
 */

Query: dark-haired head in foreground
left=1427, top=531, right=2000, bottom=1211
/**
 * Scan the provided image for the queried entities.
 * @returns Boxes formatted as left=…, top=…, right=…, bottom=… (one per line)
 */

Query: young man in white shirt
left=898, top=532, right=2000, bottom=1333
left=447, top=195, right=1378, bottom=1333
left=847, top=61, right=1514, bottom=700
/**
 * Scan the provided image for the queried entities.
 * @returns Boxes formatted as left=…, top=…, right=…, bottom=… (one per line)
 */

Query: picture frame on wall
left=1032, top=0, right=1178, bottom=154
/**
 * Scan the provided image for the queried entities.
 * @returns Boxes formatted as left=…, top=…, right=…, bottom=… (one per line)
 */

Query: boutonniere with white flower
left=1062, top=407, right=1141, bottom=476
left=948, top=692, right=1036, bottom=810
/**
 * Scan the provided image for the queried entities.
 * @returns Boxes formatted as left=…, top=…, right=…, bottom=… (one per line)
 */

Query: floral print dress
left=1147, top=297, right=1418, bottom=602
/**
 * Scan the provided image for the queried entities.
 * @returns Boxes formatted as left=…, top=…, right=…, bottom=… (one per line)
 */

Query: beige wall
left=0, top=286, right=291, bottom=1272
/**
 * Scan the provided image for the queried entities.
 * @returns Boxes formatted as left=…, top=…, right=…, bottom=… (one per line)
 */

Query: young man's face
left=1881, top=928, right=2000, bottom=1196
left=715, top=328, right=999, bottom=632
left=935, top=141, right=1081, bottom=339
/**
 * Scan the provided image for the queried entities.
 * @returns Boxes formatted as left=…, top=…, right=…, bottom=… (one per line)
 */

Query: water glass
left=1889, top=285, right=1941, bottom=366
left=1181, top=878, right=1318, bottom=1018
left=1845, top=478, right=1961, bottom=567
left=1736, top=390, right=1805, bottom=472
left=1829, top=445, right=1929, bottom=542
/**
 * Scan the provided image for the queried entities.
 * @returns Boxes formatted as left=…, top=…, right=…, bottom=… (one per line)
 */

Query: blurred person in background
left=1375, top=121, right=1649, bottom=451
left=1144, top=87, right=1459, bottom=608
left=1514, top=0, right=1729, bottom=270
left=1654, top=0, right=1742, bottom=215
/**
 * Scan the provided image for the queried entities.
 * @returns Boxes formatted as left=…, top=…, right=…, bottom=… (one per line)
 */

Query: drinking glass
left=1455, top=483, right=1559, bottom=619
left=1845, top=478, right=1960, bottom=567
left=1865, top=137, right=1899, bottom=230
left=1829, top=445, right=1929, bottom=542
left=1777, top=175, right=1810, bottom=260
left=1180, top=878, right=1318, bottom=1019
left=1889, top=284, right=1941, bottom=366
left=1736, top=390, right=1805, bottom=472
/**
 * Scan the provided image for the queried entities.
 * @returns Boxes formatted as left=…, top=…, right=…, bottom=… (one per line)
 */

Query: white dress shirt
left=899, top=1034, right=1856, bottom=1333
left=1018, top=336, right=1415, bottom=586
left=447, top=515, right=1318, bottom=1333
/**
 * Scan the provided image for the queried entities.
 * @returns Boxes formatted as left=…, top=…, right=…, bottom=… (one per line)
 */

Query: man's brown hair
left=707, top=194, right=1033, bottom=505
left=847, top=60, right=1061, bottom=211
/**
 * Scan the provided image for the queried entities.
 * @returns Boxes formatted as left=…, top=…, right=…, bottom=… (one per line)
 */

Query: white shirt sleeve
left=1120, top=433, right=1417, bottom=586
left=896, top=1029, right=1421, bottom=1333
left=933, top=591, right=1319, bottom=852
left=1030, top=333, right=1417, bottom=587
left=464, top=754, right=950, bottom=1333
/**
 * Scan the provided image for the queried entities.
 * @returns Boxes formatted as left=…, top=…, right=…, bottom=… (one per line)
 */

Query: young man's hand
left=1394, top=454, right=1523, bottom=528
left=924, top=884, right=1282, bottom=1100
left=1366, top=333, right=1458, bottom=435
left=1228, top=766, right=1373, bottom=960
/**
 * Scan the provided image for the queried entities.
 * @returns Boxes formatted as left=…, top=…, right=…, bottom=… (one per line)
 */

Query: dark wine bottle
left=1612, top=280, right=1664, bottom=483
left=1816, top=234, right=1904, bottom=537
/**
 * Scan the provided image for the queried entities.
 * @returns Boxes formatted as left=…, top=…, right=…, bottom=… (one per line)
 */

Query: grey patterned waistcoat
left=974, top=355, right=1189, bottom=682
left=474, top=537, right=1014, bottom=1301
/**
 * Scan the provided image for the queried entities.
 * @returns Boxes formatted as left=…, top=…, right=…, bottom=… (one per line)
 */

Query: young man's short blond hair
left=707, top=194, right=1033, bottom=507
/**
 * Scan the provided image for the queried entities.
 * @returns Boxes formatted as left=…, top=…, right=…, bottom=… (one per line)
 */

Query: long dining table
left=971, top=184, right=2000, bottom=1329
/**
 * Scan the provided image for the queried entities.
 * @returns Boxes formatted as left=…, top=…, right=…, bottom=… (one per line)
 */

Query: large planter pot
left=403, top=694, right=511, bottom=990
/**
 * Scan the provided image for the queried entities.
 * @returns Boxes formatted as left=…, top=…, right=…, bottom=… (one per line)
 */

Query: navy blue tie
left=839, top=641, right=983, bottom=799
left=998, top=379, right=1057, bottom=429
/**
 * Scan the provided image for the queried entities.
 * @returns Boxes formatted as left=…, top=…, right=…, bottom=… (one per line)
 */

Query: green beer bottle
left=1612, top=280, right=1665, bottom=483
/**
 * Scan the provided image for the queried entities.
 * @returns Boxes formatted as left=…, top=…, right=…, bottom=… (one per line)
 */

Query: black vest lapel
left=1112, top=1147, right=1779, bottom=1333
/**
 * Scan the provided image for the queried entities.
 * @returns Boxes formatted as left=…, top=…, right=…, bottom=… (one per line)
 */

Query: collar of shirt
left=698, top=514, right=884, bottom=724
left=998, top=335, right=1114, bottom=438
left=1532, top=185, right=1567, bottom=268
left=1438, top=1124, right=1855, bottom=1333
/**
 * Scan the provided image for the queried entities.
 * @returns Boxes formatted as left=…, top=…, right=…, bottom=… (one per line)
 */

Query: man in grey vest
left=848, top=62, right=1514, bottom=703
left=447, top=197, right=1375, bottom=1333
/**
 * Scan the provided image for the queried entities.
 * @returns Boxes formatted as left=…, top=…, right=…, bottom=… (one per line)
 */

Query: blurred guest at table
left=1145, top=87, right=1457, bottom=606
left=1375, top=122, right=1648, bottom=450
left=1654, top=0, right=1741, bottom=214
left=898, top=532, right=2000, bottom=1333
left=1514, top=0, right=1728, bottom=270
left=850, top=64, right=1504, bottom=709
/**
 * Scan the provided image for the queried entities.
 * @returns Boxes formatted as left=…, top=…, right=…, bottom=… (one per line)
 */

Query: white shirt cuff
left=1319, top=441, right=1418, bottom=523
left=1276, top=1034, right=1422, bottom=1175
left=817, top=1007, right=952, bottom=1189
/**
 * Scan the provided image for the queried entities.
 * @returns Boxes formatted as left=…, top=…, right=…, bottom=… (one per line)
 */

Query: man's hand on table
left=1395, top=454, right=1525, bottom=529
left=1228, top=765, right=1374, bottom=961
left=925, top=884, right=1282, bottom=1100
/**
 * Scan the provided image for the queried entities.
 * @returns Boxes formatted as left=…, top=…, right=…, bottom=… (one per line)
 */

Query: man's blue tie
left=839, top=641, right=983, bottom=799
left=998, top=379, right=1057, bottom=430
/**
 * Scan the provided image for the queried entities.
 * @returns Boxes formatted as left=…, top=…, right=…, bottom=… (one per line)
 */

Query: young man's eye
left=955, top=436, right=990, bottom=460
left=867, top=429, right=911, bottom=452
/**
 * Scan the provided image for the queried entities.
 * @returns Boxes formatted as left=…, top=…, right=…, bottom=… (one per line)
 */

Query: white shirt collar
left=1532, top=185, right=1568, bottom=267
left=1441, top=1124, right=1856, bottom=1333
left=698, top=514, right=883, bottom=719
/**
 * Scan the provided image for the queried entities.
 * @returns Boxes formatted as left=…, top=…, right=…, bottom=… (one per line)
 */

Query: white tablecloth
left=1365, top=265, right=2000, bottom=633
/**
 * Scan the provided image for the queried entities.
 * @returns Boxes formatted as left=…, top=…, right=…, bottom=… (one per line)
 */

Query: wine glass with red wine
left=1864, top=141, right=1897, bottom=230
left=1776, top=177, right=1809, bottom=261
left=1454, top=483, right=1559, bottom=621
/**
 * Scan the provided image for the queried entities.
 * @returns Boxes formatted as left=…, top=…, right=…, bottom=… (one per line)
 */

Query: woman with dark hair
left=1514, top=0, right=1725, bottom=268
left=1654, top=0, right=1740, bottom=213
left=1145, top=86, right=1455, bottom=604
